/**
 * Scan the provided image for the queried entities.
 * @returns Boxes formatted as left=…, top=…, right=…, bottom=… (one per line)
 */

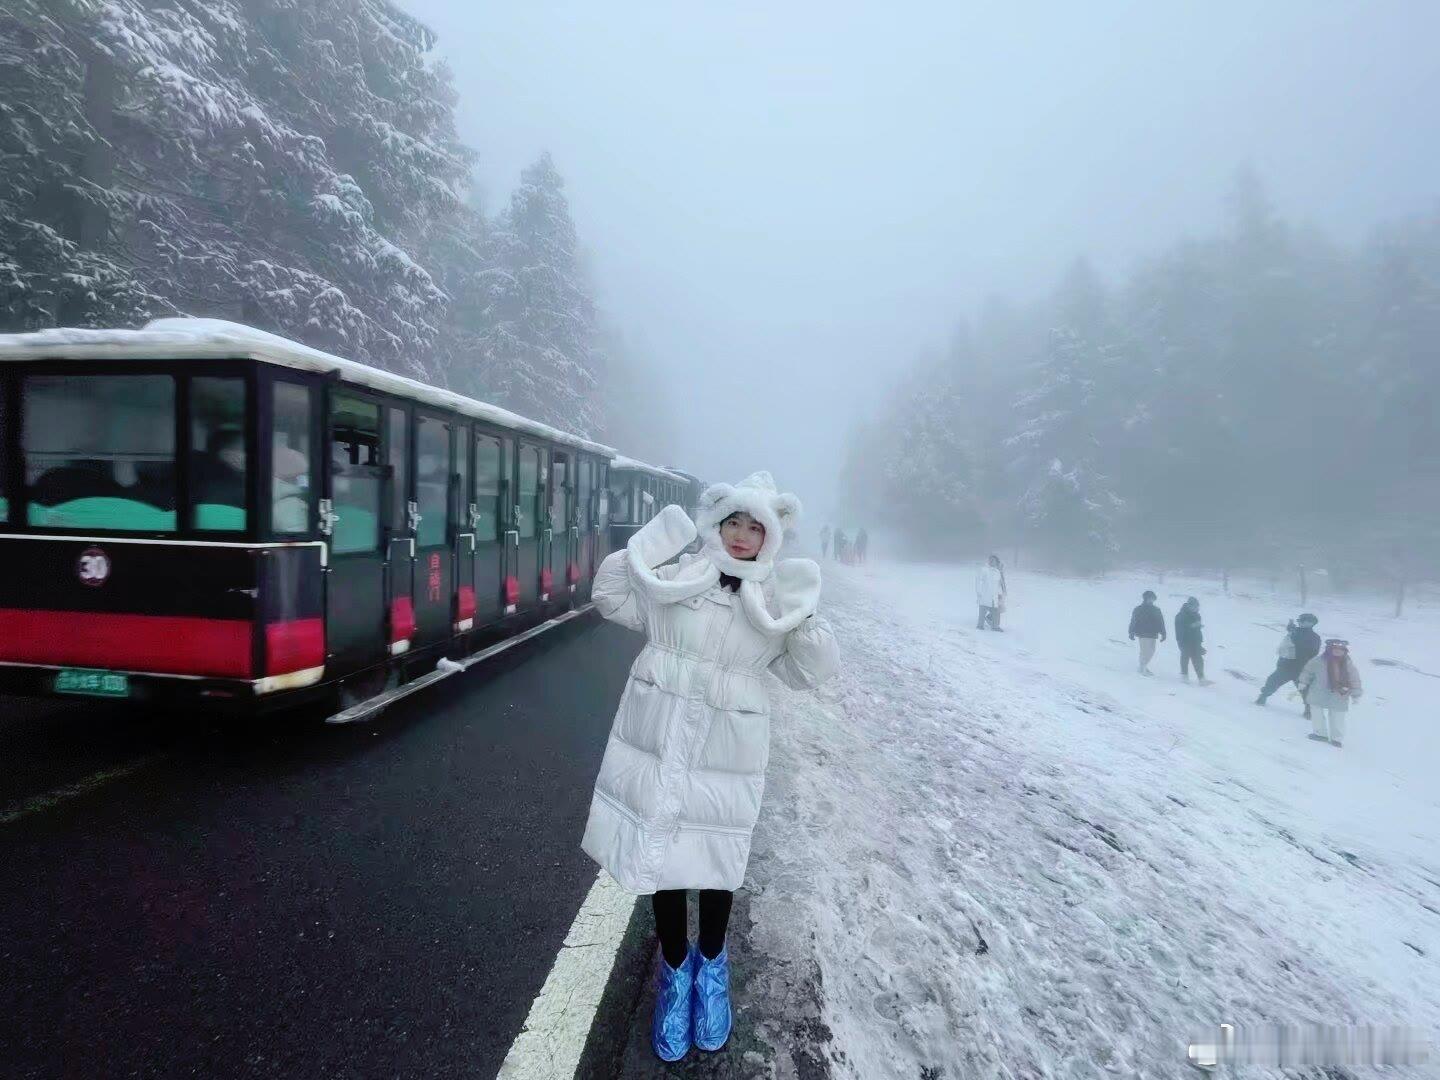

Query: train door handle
left=318, top=498, right=339, bottom=536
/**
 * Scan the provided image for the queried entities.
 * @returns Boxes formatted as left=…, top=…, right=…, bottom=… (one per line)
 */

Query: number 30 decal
left=77, top=547, right=111, bottom=587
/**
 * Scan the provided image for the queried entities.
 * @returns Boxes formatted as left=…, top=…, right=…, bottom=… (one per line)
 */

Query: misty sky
left=402, top=0, right=1439, bottom=522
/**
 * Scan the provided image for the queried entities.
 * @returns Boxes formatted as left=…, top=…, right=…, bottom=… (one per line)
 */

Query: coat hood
left=696, top=471, right=802, bottom=581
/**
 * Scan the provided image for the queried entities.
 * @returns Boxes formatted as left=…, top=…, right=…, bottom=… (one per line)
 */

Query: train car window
left=190, top=377, right=248, bottom=532
left=551, top=453, right=569, bottom=529
left=416, top=416, right=450, bottom=547
left=0, top=383, right=8, bottom=524
left=608, top=473, right=630, bottom=522
left=23, top=374, right=176, bottom=531
left=330, top=396, right=382, bottom=555
left=475, top=434, right=501, bottom=541
left=517, top=446, right=540, bottom=539
left=272, top=382, right=313, bottom=535
left=388, top=407, right=409, bottom=534
left=578, top=459, right=593, bottom=530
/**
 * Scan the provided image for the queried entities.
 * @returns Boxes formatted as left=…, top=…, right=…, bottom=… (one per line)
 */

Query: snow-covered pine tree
left=1357, top=212, right=1440, bottom=591
left=1006, top=260, right=1125, bottom=571
left=884, top=358, right=979, bottom=546
left=591, top=322, right=678, bottom=462
left=461, top=153, right=602, bottom=435
left=3, top=1, right=472, bottom=381
left=0, top=0, right=159, bottom=328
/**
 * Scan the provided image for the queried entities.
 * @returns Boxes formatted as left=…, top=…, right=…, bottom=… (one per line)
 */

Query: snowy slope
left=748, top=561, right=1439, bottom=1078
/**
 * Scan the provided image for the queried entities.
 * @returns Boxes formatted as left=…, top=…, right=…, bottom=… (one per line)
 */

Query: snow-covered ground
left=747, top=561, right=1440, bottom=1078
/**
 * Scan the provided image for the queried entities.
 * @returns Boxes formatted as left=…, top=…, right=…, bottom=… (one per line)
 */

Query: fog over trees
left=3, top=1, right=1436, bottom=589
left=841, top=170, right=1440, bottom=591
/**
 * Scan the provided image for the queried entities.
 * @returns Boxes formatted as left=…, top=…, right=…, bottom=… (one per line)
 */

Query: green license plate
left=54, top=669, right=130, bottom=698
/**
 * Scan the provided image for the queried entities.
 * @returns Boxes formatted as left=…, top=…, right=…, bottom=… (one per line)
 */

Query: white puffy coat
left=976, top=564, right=1004, bottom=607
left=582, top=495, right=838, bottom=894
left=1298, top=652, right=1363, bottom=711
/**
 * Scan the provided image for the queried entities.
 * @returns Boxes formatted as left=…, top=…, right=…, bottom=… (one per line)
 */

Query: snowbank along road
left=722, top=560, right=1438, bottom=1078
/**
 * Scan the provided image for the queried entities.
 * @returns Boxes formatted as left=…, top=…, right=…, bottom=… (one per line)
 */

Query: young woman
left=1298, top=638, right=1362, bottom=748
left=582, top=471, right=839, bottom=1062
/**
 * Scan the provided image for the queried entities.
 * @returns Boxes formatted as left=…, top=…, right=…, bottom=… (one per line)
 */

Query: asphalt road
left=0, top=614, right=646, bottom=1080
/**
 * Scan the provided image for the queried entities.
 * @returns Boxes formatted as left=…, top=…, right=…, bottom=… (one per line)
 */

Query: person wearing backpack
left=1255, top=613, right=1321, bottom=716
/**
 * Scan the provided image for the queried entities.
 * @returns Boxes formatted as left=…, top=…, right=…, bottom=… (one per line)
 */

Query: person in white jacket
left=976, top=554, right=1007, bottom=631
left=1298, top=638, right=1363, bottom=749
left=583, top=471, right=839, bottom=1062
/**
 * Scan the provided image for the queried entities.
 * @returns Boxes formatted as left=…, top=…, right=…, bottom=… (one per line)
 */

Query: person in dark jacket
left=1174, top=597, right=1211, bottom=685
left=1128, top=590, right=1166, bottom=676
left=1255, top=613, right=1321, bottom=716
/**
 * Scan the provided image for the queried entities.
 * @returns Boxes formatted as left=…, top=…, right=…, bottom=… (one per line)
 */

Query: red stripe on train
left=0, top=609, right=253, bottom=678
left=0, top=611, right=326, bottom=680
left=390, top=596, right=416, bottom=644
left=265, top=617, right=325, bottom=675
left=456, top=586, right=477, bottom=623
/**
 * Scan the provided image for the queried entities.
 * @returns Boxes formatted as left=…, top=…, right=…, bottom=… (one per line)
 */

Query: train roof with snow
left=0, top=318, right=618, bottom=460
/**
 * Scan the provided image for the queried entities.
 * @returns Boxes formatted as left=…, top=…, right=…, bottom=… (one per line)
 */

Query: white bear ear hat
left=696, top=470, right=802, bottom=581
left=621, top=471, right=820, bottom=637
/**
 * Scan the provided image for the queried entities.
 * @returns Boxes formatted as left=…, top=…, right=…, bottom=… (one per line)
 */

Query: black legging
left=652, top=889, right=733, bottom=968
left=1259, top=658, right=1304, bottom=698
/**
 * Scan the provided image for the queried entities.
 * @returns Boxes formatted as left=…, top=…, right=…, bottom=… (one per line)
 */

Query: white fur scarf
left=737, top=558, right=822, bottom=636
left=624, top=505, right=822, bottom=637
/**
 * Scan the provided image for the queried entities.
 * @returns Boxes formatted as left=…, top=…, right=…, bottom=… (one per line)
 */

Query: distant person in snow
left=855, top=527, right=869, bottom=564
left=1298, top=638, right=1362, bottom=748
left=1255, top=613, right=1322, bottom=715
left=976, top=554, right=1007, bottom=631
left=1174, top=597, right=1211, bottom=684
left=819, top=524, right=831, bottom=559
left=1128, top=590, right=1166, bottom=676
left=834, top=528, right=848, bottom=565
left=584, top=472, right=839, bottom=1062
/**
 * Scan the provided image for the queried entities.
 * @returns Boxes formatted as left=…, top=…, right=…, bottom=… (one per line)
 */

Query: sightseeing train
left=0, top=319, right=702, bottom=718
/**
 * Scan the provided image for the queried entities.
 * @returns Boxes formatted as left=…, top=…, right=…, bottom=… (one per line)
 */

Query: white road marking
left=0, top=754, right=164, bottom=827
left=497, top=868, right=638, bottom=1079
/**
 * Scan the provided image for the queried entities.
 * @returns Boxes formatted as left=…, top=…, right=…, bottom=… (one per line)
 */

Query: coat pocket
left=629, top=647, right=686, bottom=693
left=703, top=672, right=769, bottom=715
left=616, top=676, right=680, bottom=757
left=693, top=707, right=770, bottom=776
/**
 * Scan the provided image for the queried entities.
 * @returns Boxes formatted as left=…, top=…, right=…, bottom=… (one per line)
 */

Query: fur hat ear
left=699, top=483, right=734, bottom=511
left=773, top=492, right=802, bottom=526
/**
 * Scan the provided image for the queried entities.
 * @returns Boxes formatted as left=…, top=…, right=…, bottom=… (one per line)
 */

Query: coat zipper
left=676, top=819, right=751, bottom=837
left=594, top=787, right=644, bottom=829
